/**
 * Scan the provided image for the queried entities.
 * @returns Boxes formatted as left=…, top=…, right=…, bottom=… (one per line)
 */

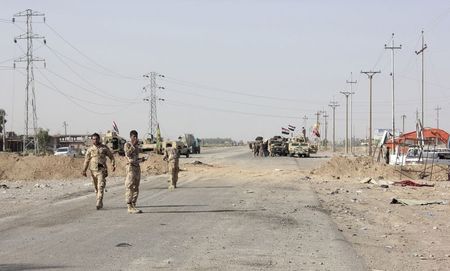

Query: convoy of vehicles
left=252, top=135, right=317, bottom=158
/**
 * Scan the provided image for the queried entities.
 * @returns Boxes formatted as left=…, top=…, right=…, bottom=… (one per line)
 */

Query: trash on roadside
left=393, top=180, right=434, bottom=187
left=300, top=176, right=311, bottom=181
left=390, top=198, right=448, bottom=206
left=116, top=242, right=132, bottom=247
left=360, top=177, right=372, bottom=184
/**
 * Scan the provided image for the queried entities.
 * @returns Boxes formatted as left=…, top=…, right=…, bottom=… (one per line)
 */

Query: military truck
left=180, top=133, right=201, bottom=154
left=103, top=130, right=126, bottom=156
left=268, top=136, right=288, bottom=156
left=141, top=133, right=163, bottom=154
left=163, top=140, right=190, bottom=158
left=288, top=141, right=310, bottom=157
left=308, top=143, right=318, bottom=154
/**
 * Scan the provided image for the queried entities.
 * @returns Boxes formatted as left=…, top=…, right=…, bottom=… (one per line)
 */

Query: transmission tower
left=143, top=72, right=165, bottom=137
left=13, top=9, right=46, bottom=154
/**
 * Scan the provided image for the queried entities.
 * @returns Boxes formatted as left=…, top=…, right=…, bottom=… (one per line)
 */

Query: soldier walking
left=82, top=133, right=116, bottom=210
left=124, top=130, right=146, bottom=214
left=163, top=143, right=180, bottom=190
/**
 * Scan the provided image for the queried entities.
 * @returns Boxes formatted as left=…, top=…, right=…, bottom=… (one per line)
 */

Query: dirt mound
left=310, top=155, right=449, bottom=181
left=310, top=156, right=399, bottom=180
left=0, top=153, right=167, bottom=181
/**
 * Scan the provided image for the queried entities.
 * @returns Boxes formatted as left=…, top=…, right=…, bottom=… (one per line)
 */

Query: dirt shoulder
left=309, top=155, right=450, bottom=271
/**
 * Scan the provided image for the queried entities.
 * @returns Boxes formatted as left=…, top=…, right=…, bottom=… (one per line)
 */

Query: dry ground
left=309, top=155, right=450, bottom=271
left=1, top=150, right=450, bottom=270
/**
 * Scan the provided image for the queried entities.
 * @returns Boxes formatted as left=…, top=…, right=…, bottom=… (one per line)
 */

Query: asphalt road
left=0, top=147, right=366, bottom=271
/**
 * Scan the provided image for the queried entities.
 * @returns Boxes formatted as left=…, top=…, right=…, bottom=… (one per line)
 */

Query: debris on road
left=115, top=242, right=132, bottom=247
left=393, top=180, right=435, bottom=187
left=390, top=198, right=447, bottom=206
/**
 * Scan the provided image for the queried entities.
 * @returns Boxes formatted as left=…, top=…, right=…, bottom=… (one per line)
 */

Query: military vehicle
left=288, top=136, right=311, bottom=157
left=308, top=143, right=318, bottom=154
left=163, top=140, right=190, bottom=158
left=268, top=136, right=288, bottom=156
left=180, top=134, right=201, bottom=154
left=141, top=133, right=163, bottom=154
left=103, top=130, right=126, bottom=156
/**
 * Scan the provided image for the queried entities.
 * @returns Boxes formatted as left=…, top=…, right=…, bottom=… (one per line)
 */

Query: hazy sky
left=1, top=0, right=450, bottom=142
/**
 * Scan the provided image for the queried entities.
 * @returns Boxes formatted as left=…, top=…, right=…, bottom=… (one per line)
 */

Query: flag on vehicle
left=288, top=125, right=296, bottom=131
left=112, top=121, right=119, bottom=134
left=312, top=123, right=320, bottom=137
left=281, top=127, right=290, bottom=135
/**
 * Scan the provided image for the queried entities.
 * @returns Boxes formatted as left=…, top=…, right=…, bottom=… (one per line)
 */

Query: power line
left=162, top=76, right=312, bottom=103
left=165, top=86, right=313, bottom=112
left=44, top=45, right=138, bottom=103
left=163, top=99, right=302, bottom=120
left=44, top=22, right=141, bottom=81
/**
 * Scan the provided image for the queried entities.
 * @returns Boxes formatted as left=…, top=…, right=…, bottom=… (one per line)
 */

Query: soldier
left=124, top=130, right=146, bottom=214
left=82, top=133, right=116, bottom=210
left=163, top=143, right=180, bottom=190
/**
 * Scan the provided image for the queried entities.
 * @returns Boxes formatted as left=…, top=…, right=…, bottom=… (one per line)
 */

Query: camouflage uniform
left=124, top=142, right=142, bottom=213
left=83, top=144, right=115, bottom=209
left=164, top=147, right=179, bottom=190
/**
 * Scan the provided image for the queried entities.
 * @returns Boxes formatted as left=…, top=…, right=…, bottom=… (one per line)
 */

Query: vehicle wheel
left=186, top=153, right=190, bottom=158
left=290, top=153, right=294, bottom=157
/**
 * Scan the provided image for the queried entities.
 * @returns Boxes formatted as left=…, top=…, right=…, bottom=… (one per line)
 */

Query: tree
left=0, top=109, right=6, bottom=134
left=36, top=128, right=50, bottom=154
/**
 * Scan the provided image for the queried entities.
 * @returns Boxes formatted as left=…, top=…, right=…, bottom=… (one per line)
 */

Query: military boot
left=132, top=202, right=142, bottom=213
left=127, top=204, right=142, bottom=214
left=96, top=198, right=103, bottom=210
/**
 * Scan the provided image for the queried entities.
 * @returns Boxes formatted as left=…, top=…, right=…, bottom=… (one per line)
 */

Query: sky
left=1, top=0, right=450, bottom=142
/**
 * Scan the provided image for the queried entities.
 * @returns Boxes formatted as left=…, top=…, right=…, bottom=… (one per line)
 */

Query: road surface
left=0, top=147, right=366, bottom=271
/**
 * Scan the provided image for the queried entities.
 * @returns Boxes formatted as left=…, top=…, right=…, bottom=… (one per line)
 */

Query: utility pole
left=361, top=70, right=381, bottom=156
left=385, top=33, right=402, bottom=154
left=143, top=72, right=165, bottom=137
left=401, top=114, right=406, bottom=134
left=328, top=100, right=339, bottom=152
left=302, top=115, right=308, bottom=131
left=323, top=112, right=329, bottom=149
left=435, top=106, right=442, bottom=129
left=13, top=9, right=46, bottom=154
left=62, top=121, right=68, bottom=136
left=346, top=72, right=357, bottom=153
left=340, top=91, right=354, bottom=154
left=415, top=30, right=427, bottom=128
left=0, top=110, right=6, bottom=152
